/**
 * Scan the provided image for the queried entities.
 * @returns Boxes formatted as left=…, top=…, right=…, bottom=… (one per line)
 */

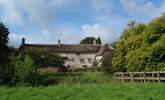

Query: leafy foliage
left=112, top=15, right=165, bottom=72
left=0, top=23, right=11, bottom=84
left=101, top=51, right=115, bottom=73
left=80, top=37, right=102, bottom=45
left=0, top=23, right=10, bottom=65
left=97, top=36, right=102, bottom=45
left=23, top=49, right=65, bottom=68
left=13, top=55, right=34, bottom=84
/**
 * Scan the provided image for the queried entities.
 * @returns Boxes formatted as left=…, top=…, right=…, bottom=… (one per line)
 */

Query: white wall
left=57, top=52, right=96, bottom=68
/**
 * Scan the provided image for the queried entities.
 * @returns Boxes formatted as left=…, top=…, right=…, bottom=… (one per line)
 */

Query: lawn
left=0, top=72, right=165, bottom=100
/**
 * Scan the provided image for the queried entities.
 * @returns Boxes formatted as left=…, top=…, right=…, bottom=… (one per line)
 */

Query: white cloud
left=6, top=0, right=165, bottom=48
left=0, top=0, right=117, bottom=47
left=8, top=33, right=23, bottom=47
left=0, top=0, right=81, bottom=47
left=82, top=23, right=116, bottom=44
left=120, top=0, right=165, bottom=18
left=91, top=0, right=113, bottom=13
left=0, top=0, right=76, bottom=28
left=8, top=26, right=82, bottom=47
left=9, top=23, right=117, bottom=47
left=20, top=0, right=56, bottom=28
left=0, top=0, right=24, bottom=26
left=28, top=23, right=117, bottom=45
left=24, top=27, right=82, bottom=44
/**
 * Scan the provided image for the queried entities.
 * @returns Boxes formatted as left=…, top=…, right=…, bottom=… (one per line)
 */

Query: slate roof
left=95, top=44, right=115, bottom=56
left=20, top=43, right=101, bottom=53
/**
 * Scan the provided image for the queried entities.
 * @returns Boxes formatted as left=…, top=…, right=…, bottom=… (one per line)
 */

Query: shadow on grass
left=36, top=72, right=112, bottom=86
left=40, top=72, right=83, bottom=77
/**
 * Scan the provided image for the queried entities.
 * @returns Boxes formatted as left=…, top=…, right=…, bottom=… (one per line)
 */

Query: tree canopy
left=80, top=37, right=102, bottom=45
left=112, top=14, right=165, bottom=72
left=0, top=23, right=10, bottom=65
left=0, top=23, right=11, bottom=84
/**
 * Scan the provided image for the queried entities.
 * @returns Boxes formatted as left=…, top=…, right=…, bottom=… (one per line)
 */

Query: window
left=88, top=58, right=92, bottom=63
left=71, top=58, right=75, bottom=62
left=80, top=58, right=85, bottom=64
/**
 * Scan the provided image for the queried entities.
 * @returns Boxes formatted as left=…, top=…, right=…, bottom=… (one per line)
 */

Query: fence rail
left=114, top=71, right=165, bottom=83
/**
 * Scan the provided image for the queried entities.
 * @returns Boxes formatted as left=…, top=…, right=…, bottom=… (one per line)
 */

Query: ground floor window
left=70, top=58, right=75, bottom=62
left=88, top=58, right=92, bottom=63
left=80, top=58, right=85, bottom=64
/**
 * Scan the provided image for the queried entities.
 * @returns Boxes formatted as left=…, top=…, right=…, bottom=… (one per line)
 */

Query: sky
left=0, top=0, right=165, bottom=47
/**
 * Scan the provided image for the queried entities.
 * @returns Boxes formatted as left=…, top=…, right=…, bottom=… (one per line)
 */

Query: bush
left=15, top=55, right=34, bottom=82
left=24, top=49, right=65, bottom=69
left=101, top=51, right=115, bottom=73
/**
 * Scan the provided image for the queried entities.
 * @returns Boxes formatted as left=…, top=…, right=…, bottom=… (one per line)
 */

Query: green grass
left=38, top=72, right=112, bottom=85
left=1, top=83, right=165, bottom=100
left=1, top=72, right=165, bottom=100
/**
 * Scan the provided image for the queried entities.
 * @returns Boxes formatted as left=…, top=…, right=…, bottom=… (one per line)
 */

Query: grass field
left=0, top=72, right=165, bottom=100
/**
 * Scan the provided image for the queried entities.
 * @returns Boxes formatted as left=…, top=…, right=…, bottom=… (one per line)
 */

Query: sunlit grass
left=0, top=72, right=165, bottom=100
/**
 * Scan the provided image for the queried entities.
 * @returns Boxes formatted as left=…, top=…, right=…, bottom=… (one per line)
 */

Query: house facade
left=19, top=38, right=115, bottom=69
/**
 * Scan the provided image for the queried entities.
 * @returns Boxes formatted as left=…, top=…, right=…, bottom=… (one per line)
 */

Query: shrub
left=14, top=55, right=34, bottom=83
left=101, top=51, right=115, bottom=73
left=24, top=49, right=65, bottom=69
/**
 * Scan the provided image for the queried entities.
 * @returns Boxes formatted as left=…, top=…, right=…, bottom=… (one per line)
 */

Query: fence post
left=131, top=72, right=134, bottom=82
left=152, top=72, right=154, bottom=82
left=157, top=72, right=160, bottom=82
left=114, top=73, right=116, bottom=83
left=143, top=72, right=146, bottom=83
left=122, top=72, right=124, bottom=83
left=140, top=73, right=143, bottom=83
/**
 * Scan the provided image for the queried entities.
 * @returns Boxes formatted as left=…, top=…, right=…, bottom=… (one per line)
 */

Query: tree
left=101, top=51, right=115, bottom=73
left=127, top=20, right=136, bottom=28
left=112, top=14, right=165, bottom=72
left=80, top=37, right=101, bottom=45
left=0, top=23, right=11, bottom=84
left=97, top=36, right=102, bottom=45
left=0, top=23, right=10, bottom=65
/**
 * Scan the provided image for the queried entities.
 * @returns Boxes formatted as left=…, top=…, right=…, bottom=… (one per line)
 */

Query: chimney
left=22, top=38, right=25, bottom=45
left=58, top=39, right=61, bottom=46
left=93, top=39, right=97, bottom=45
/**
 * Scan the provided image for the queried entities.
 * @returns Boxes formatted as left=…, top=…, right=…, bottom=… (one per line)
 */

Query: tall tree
left=97, top=36, right=102, bottom=45
left=0, top=23, right=11, bottom=84
left=0, top=23, right=10, bottom=65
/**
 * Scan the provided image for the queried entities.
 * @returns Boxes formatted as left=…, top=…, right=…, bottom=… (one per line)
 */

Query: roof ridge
left=24, top=43, right=100, bottom=46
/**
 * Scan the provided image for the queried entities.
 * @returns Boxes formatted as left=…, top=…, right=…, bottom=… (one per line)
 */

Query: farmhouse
left=19, top=38, right=115, bottom=69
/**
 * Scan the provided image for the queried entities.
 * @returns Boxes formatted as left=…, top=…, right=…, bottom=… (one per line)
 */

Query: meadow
left=0, top=72, right=165, bottom=100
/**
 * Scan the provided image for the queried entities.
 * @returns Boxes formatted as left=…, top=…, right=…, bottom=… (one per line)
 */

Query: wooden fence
left=114, top=72, right=165, bottom=83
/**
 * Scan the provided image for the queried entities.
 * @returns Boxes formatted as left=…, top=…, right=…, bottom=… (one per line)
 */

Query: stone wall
left=57, top=52, right=96, bottom=69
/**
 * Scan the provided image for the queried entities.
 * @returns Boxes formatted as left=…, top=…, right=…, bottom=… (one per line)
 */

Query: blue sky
left=0, top=0, right=164, bottom=47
